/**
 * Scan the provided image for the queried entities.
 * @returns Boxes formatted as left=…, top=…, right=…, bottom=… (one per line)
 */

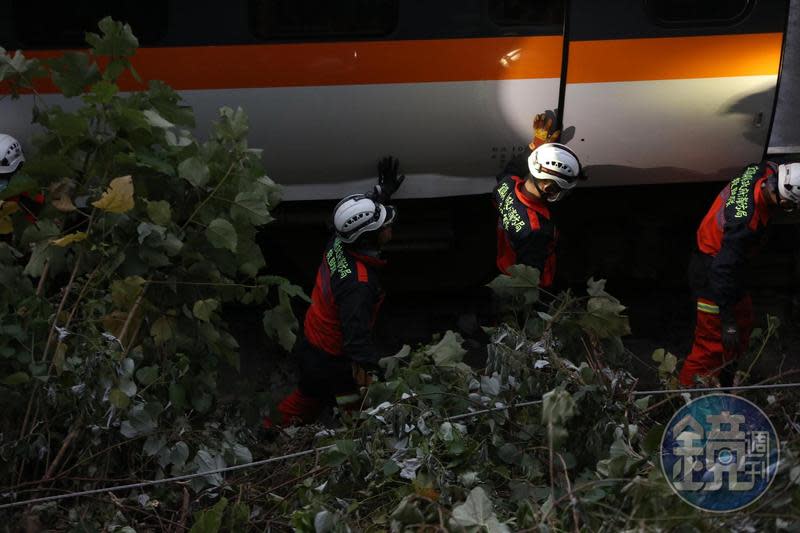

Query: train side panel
left=563, top=0, right=787, bottom=186
left=0, top=35, right=563, bottom=200
left=0, top=0, right=791, bottom=198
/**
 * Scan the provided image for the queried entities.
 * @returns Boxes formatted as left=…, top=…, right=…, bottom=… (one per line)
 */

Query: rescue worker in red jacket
left=265, top=157, right=404, bottom=427
left=493, top=115, right=584, bottom=288
left=0, top=134, right=45, bottom=225
left=679, top=162, right=800, bottom=387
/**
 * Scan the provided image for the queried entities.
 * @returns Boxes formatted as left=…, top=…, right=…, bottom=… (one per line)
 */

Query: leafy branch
left=0, top=17, right=308, bottom=531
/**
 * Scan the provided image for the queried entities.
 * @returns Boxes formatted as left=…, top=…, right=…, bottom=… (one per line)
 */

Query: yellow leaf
left=54, top=343, right=67, bottom=375
left=52, top=195, right=77, bottom=212
left=101, top=308, right=143, bottom=347
left=51, top=231, right=88, bottom=247
left=0, top=201, right=19, bottom=234
left=92, top=175, right=134, bottom=214
left=101, top=311, right=127, bottom=335
left=0, top=201, right=20, bottom=216
left=49, top=178, right=77, bottom=212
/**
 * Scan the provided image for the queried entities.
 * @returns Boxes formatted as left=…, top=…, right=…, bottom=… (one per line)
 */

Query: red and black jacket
left=492, top=149, right=557, bottom=287
left=303, top=237, right=386, bottom=366
left=693, top=162, right=774, bottom=309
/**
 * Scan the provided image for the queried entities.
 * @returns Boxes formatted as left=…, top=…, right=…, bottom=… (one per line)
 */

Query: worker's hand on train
left=352, top=363, right=374, bottom=387
left=375, top=156, right=405, bottom=202
left=530, top=113, right=561, bottom=150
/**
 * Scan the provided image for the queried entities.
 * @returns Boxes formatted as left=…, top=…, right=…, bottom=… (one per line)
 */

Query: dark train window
left=488, top=0, right=564, bottom=26
left=647, top=0, right=752, bottom=25
left=250, top=0, right=398, bottom=40
left=10, top=0, right=168, bottom=49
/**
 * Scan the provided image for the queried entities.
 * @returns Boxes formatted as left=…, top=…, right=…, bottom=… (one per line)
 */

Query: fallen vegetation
left=1, top=20, right=799, bottom=533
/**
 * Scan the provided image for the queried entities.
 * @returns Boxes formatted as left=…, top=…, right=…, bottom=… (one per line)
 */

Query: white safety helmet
left=777, top=163, right=800, bottom=206
left=527, top=143, right=582, bottom=201
left=333, top=193, right=396, bottom=244
left=0, top=134, right=25, bottom=175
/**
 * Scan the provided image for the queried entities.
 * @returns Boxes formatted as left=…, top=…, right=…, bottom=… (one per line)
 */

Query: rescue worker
left=493, top=114, right=584, bottom=288
left=0, top=133, right=44, bottom=225
left=679, top=161, right=800, bottom=387
left=264, top=157, right=404, bottom=427
left=0, top=134, right=26, bottom=191
left=457, top=115, right=584, bottom=341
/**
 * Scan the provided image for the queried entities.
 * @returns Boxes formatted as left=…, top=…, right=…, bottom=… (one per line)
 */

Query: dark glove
left=720, top=308, right=739, bottom=354
left=372, top=156, right=405, bottom=203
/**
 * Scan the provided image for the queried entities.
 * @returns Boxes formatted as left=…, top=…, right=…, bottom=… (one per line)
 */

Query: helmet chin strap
left=763, top=173, right=797, bottom=212
left=532, top=177, right=546, bottom=197
left=764, top=173, right=781, bottom=206
left=531, top=155, right=569, bottom=202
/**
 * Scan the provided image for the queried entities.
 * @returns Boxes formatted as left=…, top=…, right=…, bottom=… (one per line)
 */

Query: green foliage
left=450, top=487, right=511, bottom=532
left=652, top=347, right=679, bottom=388
left=486, top=264, right=540, bottom=314
left=190, top=497, right=228, bottom=533
left=0, top=47, right=47, bottom=94
left=2, top=19, right=797, bottom=533
left=253, top=269, right=799, bottom=531
left=251, top=275, right=640, bottom=530
left=0, top=18, right=307, bottom=530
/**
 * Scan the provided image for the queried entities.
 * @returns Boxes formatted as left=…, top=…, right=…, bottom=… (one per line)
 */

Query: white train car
left=1, top=0, right=797, bottom=202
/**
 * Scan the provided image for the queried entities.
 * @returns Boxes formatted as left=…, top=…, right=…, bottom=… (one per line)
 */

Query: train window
left=647, top=0, right=752, bottom=25
left=250, top=0, right=398, bottom=40
left=11, top=0, right=168, bottom=49
left=488, top=0, right=564, bottom=26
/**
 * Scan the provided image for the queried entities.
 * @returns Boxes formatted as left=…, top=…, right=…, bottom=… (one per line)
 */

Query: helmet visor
left=536, top=179, right=572, bottom=202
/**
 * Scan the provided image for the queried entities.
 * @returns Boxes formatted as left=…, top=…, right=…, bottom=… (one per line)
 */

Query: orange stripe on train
left=1, top=33, right=781, bottom=94
left=4, top=36, right=563, bottom=93
left=568, top=33, right=782, bottom=83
